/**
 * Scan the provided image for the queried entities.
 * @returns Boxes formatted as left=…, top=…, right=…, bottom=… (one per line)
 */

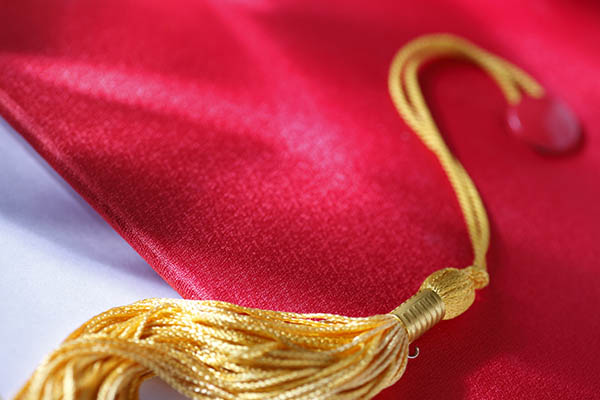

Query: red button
left=506, top=96, right=581, bottom=153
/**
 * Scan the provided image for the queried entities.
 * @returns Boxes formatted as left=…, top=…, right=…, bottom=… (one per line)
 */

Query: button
left=506, top=95, right=581, bottom=153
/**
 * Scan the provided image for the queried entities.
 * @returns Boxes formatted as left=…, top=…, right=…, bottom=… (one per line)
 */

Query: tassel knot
left=419, top=268, right=479, bottom=319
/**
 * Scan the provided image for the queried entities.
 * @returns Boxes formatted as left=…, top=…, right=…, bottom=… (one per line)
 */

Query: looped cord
left=388, top=33, right=543, bottom=284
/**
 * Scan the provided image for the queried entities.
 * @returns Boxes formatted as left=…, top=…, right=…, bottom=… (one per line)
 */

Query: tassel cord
left=389, top=34, right=544, bottom=275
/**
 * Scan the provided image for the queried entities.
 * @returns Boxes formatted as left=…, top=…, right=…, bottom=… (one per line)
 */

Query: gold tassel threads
left=16, top=300, right=411, bottom=399
left=15, top=266, right=486, bottom=399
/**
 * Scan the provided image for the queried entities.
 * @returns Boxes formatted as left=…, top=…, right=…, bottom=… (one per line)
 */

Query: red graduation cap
left=1, top=1, right=599, bottom=399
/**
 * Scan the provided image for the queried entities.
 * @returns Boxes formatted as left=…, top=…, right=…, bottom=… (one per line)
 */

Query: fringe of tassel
left=15, top=299, right=409, bottom=399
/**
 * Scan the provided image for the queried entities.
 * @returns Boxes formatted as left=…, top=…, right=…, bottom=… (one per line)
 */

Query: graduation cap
left=1, top=1, right=597, bottom=399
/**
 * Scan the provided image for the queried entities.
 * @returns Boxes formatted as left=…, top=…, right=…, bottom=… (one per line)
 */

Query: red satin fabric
left=2, top=1, right=599, bottom=398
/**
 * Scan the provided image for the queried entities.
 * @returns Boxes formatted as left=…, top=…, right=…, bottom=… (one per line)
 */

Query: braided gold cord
left=388, top=34, right=543, bottom=319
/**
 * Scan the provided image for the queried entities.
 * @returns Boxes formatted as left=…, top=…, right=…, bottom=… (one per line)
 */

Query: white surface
left=0, top=117, right=185, bottom=399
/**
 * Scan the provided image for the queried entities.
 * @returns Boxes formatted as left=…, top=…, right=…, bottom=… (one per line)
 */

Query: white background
left=0, top=117, right=185, bottom=399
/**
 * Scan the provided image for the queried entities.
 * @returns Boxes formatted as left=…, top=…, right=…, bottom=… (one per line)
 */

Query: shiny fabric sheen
left=1, top=1, right=599, bottom=398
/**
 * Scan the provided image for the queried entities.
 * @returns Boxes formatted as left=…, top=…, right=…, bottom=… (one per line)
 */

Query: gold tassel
left=16, top=34, right=543, bottom=399
left=15, top=268, right=483, bottom=399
